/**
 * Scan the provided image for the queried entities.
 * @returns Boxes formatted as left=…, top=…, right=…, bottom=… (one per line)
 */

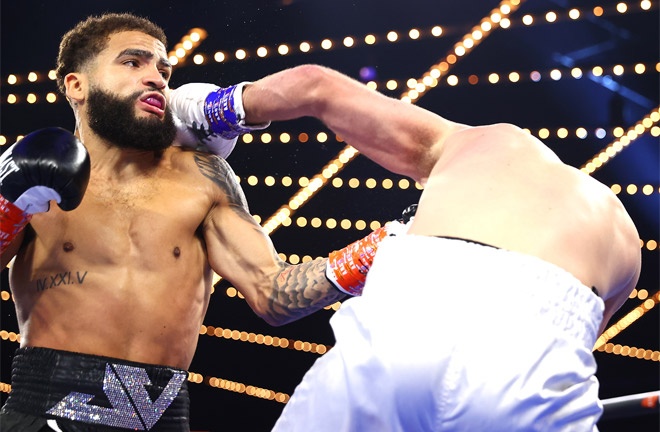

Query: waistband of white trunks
left=364, top=235, right=605, bottom=347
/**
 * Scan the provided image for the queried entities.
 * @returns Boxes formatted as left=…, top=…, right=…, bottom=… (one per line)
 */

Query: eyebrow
left=116, top=48, right=172, bottom=69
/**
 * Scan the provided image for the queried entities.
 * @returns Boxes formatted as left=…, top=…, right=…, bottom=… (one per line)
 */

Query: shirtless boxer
left=0, top=15, right=397, bottom=432
left=224, top=65, right=640, bottom=431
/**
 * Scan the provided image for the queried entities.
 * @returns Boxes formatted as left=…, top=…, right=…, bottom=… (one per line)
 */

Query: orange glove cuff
left=326, top=226, right=389, bottom=296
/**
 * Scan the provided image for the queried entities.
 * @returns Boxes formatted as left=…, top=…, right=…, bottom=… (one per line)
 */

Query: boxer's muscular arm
left=196, top=153, right=345, bottom=326
left=242, top=64, right=469, bottom=185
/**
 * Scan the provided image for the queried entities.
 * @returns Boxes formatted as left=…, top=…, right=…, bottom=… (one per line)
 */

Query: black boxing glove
left=0, top=127, right=90, bottom=253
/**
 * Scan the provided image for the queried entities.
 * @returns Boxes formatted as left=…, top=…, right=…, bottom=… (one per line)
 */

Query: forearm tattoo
left=267, top=258, right=346, bottom=324
left=194, top=153, right=255, bottom=225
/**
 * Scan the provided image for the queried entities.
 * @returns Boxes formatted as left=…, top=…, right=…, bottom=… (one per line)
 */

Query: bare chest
left=28, top=176, right=210, bottom=265
left=86, top=175, right=161, bottom=214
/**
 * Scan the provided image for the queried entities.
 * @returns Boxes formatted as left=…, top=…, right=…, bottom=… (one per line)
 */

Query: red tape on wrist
left=327, top=226, right=388, bottom=295
left=0, top=195, right=31, bottom=254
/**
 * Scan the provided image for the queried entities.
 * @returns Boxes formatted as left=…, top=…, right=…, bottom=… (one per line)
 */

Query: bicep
left=204, top=206, right=345, bottom=326
left=194, top=151, right=345, bottom=325
left=314, top=68, right=463, bottom=180
left=246, top=65, right=466, bottom=182
left=193, top=152, right=284, bottom=315
left=204, top=203, right=284, bottom=315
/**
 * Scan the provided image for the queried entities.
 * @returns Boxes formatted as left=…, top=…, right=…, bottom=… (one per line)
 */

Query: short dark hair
left=56, top=13, right=168, bottom=94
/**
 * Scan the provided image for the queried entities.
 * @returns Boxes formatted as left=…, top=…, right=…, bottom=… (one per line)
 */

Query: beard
left=87, top=86, right=176, bottom=151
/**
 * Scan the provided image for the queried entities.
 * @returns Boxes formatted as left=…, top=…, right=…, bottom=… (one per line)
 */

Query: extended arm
left=197, top=152, right=378, bottom=326
left=242, top=64, right=469, bottom=184
left=197, top=152, right=407, bottom=325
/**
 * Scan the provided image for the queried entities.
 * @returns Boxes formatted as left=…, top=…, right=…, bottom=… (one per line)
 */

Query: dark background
left=1, top=1, right=658, bottom=430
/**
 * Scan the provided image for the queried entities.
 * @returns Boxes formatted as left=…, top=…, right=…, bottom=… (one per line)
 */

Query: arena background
left=1, top=0, right=658, bottom=430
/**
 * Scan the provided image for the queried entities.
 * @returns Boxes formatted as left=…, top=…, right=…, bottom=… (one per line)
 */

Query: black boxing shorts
left=0, top=347, right=190, bottom=431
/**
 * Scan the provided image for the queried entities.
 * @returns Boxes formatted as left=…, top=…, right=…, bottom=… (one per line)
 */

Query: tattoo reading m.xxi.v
left=34, top=271, right=88, bottom=292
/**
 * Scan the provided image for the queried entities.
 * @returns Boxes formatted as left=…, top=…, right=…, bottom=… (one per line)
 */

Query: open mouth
left=138, top=92, right=166, bottom=116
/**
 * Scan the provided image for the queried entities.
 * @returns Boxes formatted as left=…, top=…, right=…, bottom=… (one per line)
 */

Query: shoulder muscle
left=193, top=152, right=249, bottom=211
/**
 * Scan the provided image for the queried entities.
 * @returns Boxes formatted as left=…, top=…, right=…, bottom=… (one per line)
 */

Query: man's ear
left=64, top=72, right=87, bottom=104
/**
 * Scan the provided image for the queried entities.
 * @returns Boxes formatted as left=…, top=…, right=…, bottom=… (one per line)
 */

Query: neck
left=76, top=122, right=165, bottom=178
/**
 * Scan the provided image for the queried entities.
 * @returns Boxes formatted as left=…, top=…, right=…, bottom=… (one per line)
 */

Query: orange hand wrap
left=326, top=225, right=389, bottom=296
left=0, top=195, right=31, bottom=255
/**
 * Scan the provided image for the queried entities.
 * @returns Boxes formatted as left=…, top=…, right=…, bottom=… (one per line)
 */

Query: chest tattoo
left=34, top=271, right=89, bottom=292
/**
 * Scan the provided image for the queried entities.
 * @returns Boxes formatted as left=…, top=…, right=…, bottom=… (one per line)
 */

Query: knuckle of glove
left=170, top=83, right=239, bottom=159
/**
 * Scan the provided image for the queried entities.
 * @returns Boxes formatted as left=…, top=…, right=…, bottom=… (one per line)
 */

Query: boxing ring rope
left=601, top=390, right=660, bottom=420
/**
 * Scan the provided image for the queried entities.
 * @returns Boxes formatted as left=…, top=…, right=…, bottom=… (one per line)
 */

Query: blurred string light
left=186, top=371, right=290, bottom=403
left=581, top=106, right=660, bottom=174
left=628, top=288, right=653, bottom=300
left=239, top=175, right=657, bottom=198
left=199, top=324, right=330, bottom=355
left=610, top=184, right=660, bottom=197
left=165, top=1, right=659, bottom=67
left=6, top=62, right=657, bottom=107
left=1, top=27, right=206, bottom=88
left=593, top=290, right=660, bottom=362
left=377, top=63, right=656, bottom=92
left=241, top=175, right=424, bottom=191
left=4, top=2, right=657, bottom=84
left=3, top=121, right=659, bottom=147
left=167, top=28, right=207, bottom=67
left=401, top=0, right=526, bottom=102
left=595, top=343, right=660, bottom=361
left=202, top=1, right=654, bottom=67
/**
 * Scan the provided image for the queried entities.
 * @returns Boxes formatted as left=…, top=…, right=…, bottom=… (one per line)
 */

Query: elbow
left=246, top=279, right=294, bottom=328
left=286, top=64, right=338, bottom=116
left=247, top=295, right=285, bottom=327
left=258, top=313, right=281, bottom=327
left=256, top=306, right=293, bottom=327
left=261, top=315, right=288, bottom=327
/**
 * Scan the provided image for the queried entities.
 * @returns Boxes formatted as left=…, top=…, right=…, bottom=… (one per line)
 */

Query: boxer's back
left=408, top=124, right=641, bottom=327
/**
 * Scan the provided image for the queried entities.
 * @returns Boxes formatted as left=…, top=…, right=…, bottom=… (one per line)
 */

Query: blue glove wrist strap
left=204, top=85, right=246, bottom=139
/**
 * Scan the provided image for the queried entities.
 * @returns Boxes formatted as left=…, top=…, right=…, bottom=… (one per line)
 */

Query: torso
left=408, top=124, right=640, bottom=321
left=10, top=147, right=214, bottom=369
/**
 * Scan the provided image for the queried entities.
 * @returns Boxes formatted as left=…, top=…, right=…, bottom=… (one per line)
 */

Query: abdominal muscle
left=10, top=237, right=212, bottom=370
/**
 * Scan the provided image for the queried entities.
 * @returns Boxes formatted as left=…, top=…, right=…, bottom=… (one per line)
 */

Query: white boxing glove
left=168, top=82, right=270, bottom=159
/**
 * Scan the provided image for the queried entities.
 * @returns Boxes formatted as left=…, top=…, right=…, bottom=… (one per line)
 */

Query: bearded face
left=86, top=86, right=176, bottom=151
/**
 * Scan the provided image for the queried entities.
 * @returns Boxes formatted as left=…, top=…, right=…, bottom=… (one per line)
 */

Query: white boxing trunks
left=272, top=235, right=605, bottom=432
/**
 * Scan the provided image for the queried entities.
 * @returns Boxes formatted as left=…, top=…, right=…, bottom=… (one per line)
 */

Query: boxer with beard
left=86, top=86, right=176, bottom=152
left=0, top=13, right=398, bottom=431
